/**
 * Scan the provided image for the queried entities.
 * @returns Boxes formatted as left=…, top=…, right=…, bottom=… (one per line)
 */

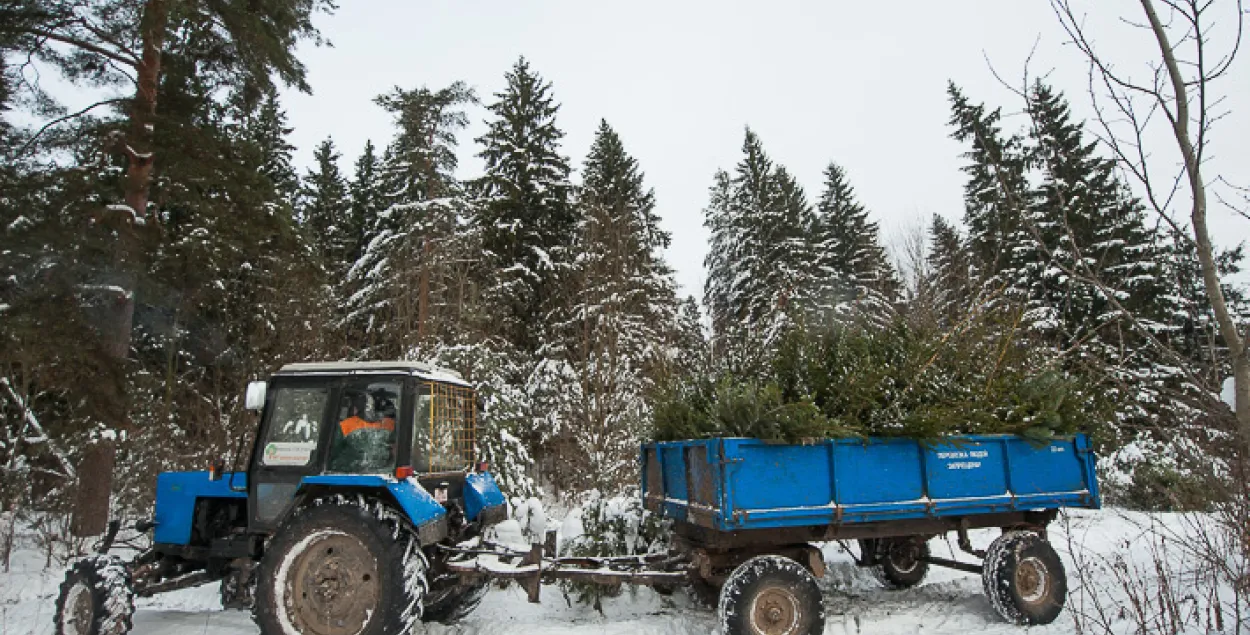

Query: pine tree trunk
left=418, top=237, right=430, bottom=341
left=72, top=0, right=168, bottom=537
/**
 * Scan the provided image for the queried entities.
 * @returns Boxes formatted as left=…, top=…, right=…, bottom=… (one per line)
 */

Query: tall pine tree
left=345, top=82, right=477, bottom=359
left=811, top=163, right=899, bottom=327
left=474, top=58, right=576, bottom=355
left=552, top=120, right=677, bottom=491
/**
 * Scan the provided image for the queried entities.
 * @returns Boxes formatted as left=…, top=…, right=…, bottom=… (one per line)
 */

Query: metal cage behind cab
left=422, top=382, right=477, bottom=472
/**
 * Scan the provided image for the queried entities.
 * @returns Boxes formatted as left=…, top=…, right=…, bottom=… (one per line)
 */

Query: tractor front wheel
left=253, top=497, right=429, bottom=635
left=53, top=555, right=136, bottom=635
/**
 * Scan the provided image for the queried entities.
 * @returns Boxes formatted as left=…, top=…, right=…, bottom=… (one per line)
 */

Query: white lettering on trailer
left=947, top=461, right=982, bottom=470
left=937, top=450, right=989, bottom=460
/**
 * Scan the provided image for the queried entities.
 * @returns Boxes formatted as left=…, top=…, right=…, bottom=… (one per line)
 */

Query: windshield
left=411, top=382, right=476, bottom=472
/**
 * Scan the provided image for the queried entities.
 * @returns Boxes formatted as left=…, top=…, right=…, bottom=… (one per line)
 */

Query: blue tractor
left=53, top=361, right=508, bottom=635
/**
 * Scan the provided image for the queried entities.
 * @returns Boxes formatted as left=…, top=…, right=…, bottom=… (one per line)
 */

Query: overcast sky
left=279, top=1, right=1250, bottom=298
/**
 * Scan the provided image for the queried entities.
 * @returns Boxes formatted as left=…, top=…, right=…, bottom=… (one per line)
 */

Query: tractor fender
left=464, top=471, right=507, bottom=524
left=295, top=475, right=448, bottom=545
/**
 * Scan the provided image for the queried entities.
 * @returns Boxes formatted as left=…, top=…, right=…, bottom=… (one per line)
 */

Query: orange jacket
left=339, top=416, right=395, bottom=436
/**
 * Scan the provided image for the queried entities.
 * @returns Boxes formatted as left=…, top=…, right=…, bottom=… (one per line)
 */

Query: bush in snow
left=560, top=488, right=670, bottom=610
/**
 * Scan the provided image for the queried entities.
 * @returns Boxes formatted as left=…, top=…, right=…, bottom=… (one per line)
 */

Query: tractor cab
left=58, top=361, right=507, bottom=634
left=241, top=361, right=502, bottom=539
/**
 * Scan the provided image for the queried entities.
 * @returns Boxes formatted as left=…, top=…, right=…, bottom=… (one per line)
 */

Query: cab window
left=327, top=379, right=402, bottom=474
left=259, top=386, right=327, bottom=467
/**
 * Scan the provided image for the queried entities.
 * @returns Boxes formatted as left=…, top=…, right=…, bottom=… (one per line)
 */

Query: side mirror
left=245, top=381, right=267, bottom=412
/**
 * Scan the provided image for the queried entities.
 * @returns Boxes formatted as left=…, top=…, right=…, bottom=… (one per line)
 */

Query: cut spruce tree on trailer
left=653, top=317, right=1107, bottom=444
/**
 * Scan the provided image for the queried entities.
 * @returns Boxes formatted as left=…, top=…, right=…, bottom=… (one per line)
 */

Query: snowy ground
left=0, top=509, right=1194, bottom=635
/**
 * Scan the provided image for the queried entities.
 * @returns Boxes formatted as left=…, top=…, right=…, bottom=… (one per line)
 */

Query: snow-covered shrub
left=1099, top=430, right=1231, bottom=512
left=560, top=488, right=670, bottom=610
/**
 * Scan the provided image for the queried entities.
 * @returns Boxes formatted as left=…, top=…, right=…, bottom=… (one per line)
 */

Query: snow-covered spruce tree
left=348, top=140, right=384, bottom=266
left=343, top=82, right=477, bottom=360
left=811, top=162, right=899, bottom=328
left=926, top=214, right=975, bottom=327
left=704, top=129, right=815, bottom=349
left=547, top=120, right=678, bottom=492
left=298, top=137, right=354, bottom=268
left=239, top=87, right=300, bottom=204
left=472, top=59, right=579, bottom=483
left=473, top=57, right=577, bottom=356
left=669, top=296, right=709, bottom=383
left=703, top=168, right=740, bottom=346
left=560, top=488, right=671, bottom=610
left=947, top=83, right=1031, bottom=285
left=427, top=341, right=538, bottom=499
left=1022, top=82, right=1186, bottom=436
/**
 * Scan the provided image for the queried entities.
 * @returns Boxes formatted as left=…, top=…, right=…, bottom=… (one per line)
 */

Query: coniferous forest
left=1, top=1, right=1248, bottom=541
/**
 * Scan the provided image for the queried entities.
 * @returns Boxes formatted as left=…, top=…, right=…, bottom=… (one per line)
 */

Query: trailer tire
left=982, top=531, right=1066, bottom=625
left=872, top=537, right=930, bottom=590
left=53, top=555, right=136, bottom=635
left=718, top=555, right=824, bottom=635
left=253, top=496, right=429, bottom=635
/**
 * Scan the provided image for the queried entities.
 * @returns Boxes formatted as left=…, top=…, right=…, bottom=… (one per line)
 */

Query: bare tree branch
left=16, top=98, right=125, bottom=155
left=13, top=27, right=140, bottom=69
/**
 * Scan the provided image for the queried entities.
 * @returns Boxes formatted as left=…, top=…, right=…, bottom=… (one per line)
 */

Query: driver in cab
left=339, top=391, right=396, bottom=436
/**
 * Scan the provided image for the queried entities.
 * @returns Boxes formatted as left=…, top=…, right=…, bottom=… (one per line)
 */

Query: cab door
left=247, top=376, right=335, bottom=533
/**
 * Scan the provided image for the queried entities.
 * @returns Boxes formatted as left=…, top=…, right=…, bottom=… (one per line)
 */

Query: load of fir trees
left=653, top=312, right=1109, bottom=444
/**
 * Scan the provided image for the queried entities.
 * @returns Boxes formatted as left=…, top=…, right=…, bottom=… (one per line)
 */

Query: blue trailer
left=640, top=434, right=1100, bottom=635
left=441, top=433, right=1100, bottom=635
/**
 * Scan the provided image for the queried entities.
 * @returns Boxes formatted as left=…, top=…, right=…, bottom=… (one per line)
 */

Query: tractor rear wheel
left=419, top=571, right=489, bottom=624
left=253, top=497, right=429, bottom=635
left=53, top=555, right=136, bottom=635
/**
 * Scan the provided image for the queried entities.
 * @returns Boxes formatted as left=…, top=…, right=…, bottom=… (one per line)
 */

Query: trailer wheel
left=982, top=531, right=1066, bottom=625
left=53, top=555, right=136, bottom=635
left=872, top=537, right=930, bottom=590
left=718, top=555, right=824, bottom=635
left=253, top=497, right=429, bottom=635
